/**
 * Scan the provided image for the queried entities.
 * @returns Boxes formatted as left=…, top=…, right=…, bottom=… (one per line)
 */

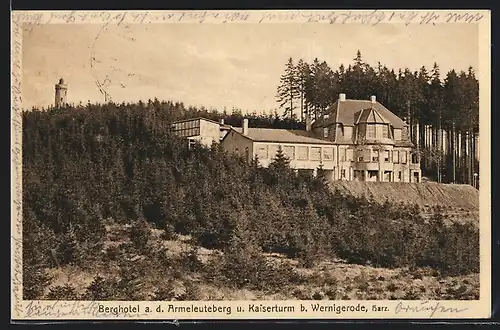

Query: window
left=372, top=150, right=379, bottom=162
left=283, top=146, right=295, bottom=160
left=341, top=169, right=346, bottom=178
left=347, top=149, right=354, bottom=161
left=297, top=146, right=309, bottom=160
left=402, top=127, right=409, bottom=140
left=357, top=149, right=363, bottom=162
left=411, top=153, right=419, bottom=164
left=256, top=144, right=269, bottom=159
left=398, top=171, right=402, bottom=181
left=322, top=148, right=334, bottom=161
left=384, top=150, right=390, bottom=162
left=269, top=145, right=279, bottom=159
left=367, top=125, right=375, bottom=138
left=323, top=127, right=329, bottom=138
left=401, top=151, right=407, bottom=164
left=362, top=149, right=369, bottom=162
left=382, top=125, right=389, bottom=138
left=340, top=148, right=346, bottom=162
left=311, top=147, right=321, bottom=161
left=393, top=150, right=400, bottom=163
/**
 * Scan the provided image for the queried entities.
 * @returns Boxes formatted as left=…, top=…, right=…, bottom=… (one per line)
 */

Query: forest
left=275, top=51, right=479, bottom=185
left=22, top=97, right=479, bottom=300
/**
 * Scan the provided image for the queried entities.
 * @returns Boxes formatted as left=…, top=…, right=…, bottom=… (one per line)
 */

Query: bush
left=56, top=228, right=83, bottom=266
left=21, top=102, right=480, bottom=292
left=83, top=275, right=120, bottom=300
left=152, top=279, right=177, bottom=301
left=180, top=246, right=204, bottom=273
left=177, top=282, right=203, bottom=301
left=160, top=223, right=177, bottom=241
left=115, top=258, right=147, bottom=300
left=23, top=215, right=54, bottom=300
left=219, top=237, right=269, bottom=289
left=129, top=220, right=152, bottom=252
left=23, top=261, right=52, bottom=300
left=46, top=284, right=79, bottom=300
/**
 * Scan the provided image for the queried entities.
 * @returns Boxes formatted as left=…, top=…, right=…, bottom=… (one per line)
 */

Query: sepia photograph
left=11, top=10, right=491, bottom=320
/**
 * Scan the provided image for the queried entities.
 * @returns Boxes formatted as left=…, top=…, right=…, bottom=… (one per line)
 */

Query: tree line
left=22, top=102, right=479, bottom=299
left=275, top=51, right=479, bottom=185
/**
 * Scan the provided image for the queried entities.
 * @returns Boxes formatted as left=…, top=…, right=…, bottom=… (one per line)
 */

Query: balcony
left=354, top=161, right=383, bottom=171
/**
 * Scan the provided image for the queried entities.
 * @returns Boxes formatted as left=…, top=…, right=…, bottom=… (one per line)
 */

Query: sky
left=22, top=22, right=478, bottom=113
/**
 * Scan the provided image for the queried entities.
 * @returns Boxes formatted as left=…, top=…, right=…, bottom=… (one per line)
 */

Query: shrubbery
left=22, top=102, right=479, bottom=300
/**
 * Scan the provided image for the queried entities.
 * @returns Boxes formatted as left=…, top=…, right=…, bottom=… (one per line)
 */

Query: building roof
left=171, top=117, right=220, bottom=125
left=313, top=99, right=406, bottom=129
left=232, top=127, right=333, bottom=145
left=354, top=106, right=391, bottom=125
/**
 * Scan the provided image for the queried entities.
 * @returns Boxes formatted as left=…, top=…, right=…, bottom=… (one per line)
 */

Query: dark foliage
left=22, top=99, right=479, bottom=299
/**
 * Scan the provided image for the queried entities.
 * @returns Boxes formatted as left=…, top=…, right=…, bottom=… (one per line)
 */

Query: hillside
left=330, top=181, right=479, bottom=226
left=44, top=225, right=480, bottom=301
left=330, top=182, right=478, bottom=210
left=22, top=104, right=480, bottom=301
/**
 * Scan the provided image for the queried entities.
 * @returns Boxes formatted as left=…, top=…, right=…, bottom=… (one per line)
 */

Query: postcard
left=11, top=9, right=491, bottom=321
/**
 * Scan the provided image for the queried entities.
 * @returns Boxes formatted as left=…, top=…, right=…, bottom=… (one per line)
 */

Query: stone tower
left=55, top=78, right=67, bottom=107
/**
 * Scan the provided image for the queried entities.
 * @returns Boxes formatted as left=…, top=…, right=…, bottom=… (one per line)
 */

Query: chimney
left=339, top=93, right=346, bottom=102
left=220, top=119, right=224, bottom=125
left=370, top=95, right=376, bottom=103
left=305, top=113, right=312, bottom=132
left=242, top=118, right=249, bottom=136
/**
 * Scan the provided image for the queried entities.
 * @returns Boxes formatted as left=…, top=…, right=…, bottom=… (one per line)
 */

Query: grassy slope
left=330, top=182, right=479, bottom=225
left=45, top=224, right=480, bottom=301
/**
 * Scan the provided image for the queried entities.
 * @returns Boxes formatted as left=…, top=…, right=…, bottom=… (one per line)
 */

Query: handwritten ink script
left=24, top=301, right=148, bottom=318
left=12, top=10, right=485, bottom=26
left=395, top=301, right=468, bottom=318
left=11, top=17, right=24, bottom=319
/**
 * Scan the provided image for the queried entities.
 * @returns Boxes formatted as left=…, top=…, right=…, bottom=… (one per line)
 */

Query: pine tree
left=341, top=50, right=369, bottom=100
left=269, top=146, right=291, bottom=171
left=429, top=63, right=444, bottom=182
left=443, top=69, right=463, bottom=182
left=296, top=59, right=312, bottom=122
left=266, top=146, right=294, bottom=187
left=276, top=57, right=300, bottom=120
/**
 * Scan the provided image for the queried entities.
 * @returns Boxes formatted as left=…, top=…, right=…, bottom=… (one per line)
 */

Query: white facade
left=172, top=95, right=422, bottom=183
left=170, top=117, right=220, bottom=147
left=220, top=94, right=422, bottom=183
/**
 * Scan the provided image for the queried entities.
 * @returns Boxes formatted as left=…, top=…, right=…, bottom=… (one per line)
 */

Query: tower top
left=58, top=77, right=65, bottom=85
